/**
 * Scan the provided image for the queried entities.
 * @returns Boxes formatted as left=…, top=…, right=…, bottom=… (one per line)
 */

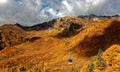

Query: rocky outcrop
left=51, top=16, right=85, bottom=37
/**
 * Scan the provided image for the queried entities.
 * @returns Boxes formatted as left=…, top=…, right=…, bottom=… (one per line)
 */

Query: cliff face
left=0, top=16, right=120, bottom=72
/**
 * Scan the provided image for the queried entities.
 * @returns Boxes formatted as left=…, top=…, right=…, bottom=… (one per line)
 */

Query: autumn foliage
left=0, top=16, right=120, bottom=72
left=0, top=24, right=27, bottom=50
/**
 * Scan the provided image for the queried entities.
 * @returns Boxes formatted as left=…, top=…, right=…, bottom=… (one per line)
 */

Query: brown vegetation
left=50, top=16, right=85, bottom=37
left=74, top=19, right=120, bottom=57
left=0, top=16, right=120, bottom=72
left=0, top=24, right=27, bottom=50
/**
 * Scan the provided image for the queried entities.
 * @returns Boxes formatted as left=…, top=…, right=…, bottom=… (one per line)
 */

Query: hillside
left=0, top=24, right=27, bottom=50
left=0, top=16, right=120, bottom=72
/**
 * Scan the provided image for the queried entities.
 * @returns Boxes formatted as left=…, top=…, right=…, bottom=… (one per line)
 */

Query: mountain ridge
left=0, top=16, right=120, bottom=72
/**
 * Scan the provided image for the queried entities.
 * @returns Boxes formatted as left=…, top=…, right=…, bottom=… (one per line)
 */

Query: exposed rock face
left=51, top=16, right=84, bottom=37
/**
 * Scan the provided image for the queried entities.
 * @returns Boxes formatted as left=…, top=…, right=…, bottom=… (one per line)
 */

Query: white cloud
left=0, top=0, right=8, bottom=4
left=47, top=8, right=56, bottom=16
left=56, top=12, right=65, bottom=17
left=0, top=0, right=120, bottom=26
left=62, top=0, right=73, bottom=12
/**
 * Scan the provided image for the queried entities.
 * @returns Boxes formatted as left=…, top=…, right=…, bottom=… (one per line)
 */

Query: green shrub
left=96, top=49, right=106, bottom=70
left=86, top=63, right=94, bottom=72
left=19, top=67, right=26, bottom=72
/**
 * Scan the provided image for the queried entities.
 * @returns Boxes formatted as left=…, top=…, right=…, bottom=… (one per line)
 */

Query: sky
left=0, top=0, right=120, bottom=26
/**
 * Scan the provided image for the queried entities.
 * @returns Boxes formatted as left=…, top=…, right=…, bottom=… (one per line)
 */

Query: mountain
left=0, top=16, right=120, bottom=72
left=0, top=24, right=27, bottom=50
left=15, top=19, right=56, bottom=31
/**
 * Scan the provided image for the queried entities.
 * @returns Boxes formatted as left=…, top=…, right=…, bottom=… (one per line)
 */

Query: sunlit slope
left=0, top=16, right=120, bottom=72
left=72, top=19, right=120, bottom=56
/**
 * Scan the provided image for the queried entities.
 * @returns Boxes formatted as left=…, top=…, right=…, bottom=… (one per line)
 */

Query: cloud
left=0, top=0, right=120, bottom=26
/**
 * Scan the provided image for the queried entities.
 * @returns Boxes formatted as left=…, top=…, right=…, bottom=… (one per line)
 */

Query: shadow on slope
left=25, top=37, right=41, bottom=42
left=76, top=21, right=120, bottom=57
left=51, top=16, right=85, bottom=38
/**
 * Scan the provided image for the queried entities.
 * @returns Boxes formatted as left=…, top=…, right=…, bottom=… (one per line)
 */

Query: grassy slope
left=0, top=17, right=120, bottom=72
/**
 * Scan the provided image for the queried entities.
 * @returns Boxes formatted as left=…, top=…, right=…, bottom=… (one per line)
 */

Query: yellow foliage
left=94, top=69, right=100, bottom=72
left=0, top=17, right=120, bottom=72
left=80, top=65, right=88, bottom=72
left=102, top=44, right=120, bottom=71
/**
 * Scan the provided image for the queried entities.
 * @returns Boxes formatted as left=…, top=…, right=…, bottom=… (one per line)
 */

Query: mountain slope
left=0, top=24, right=27, bottom=50
left=0, top=16, right=120, bottom=72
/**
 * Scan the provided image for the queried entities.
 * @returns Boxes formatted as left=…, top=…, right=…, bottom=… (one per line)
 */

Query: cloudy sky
left=0, top=0, right=120, bottom=26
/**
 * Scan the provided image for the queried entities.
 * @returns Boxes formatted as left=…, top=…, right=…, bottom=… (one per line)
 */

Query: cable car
left=68, top=58, right=72, bottom=64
